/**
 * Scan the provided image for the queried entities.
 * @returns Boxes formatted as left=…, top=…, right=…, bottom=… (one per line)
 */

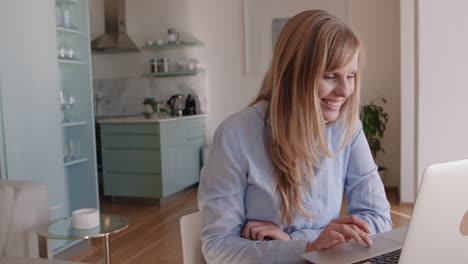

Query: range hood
left=91, top=0, right=139, bottom=53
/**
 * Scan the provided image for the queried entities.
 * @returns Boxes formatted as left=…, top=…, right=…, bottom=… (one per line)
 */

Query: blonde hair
left=249, top=10, right=362, bottom=225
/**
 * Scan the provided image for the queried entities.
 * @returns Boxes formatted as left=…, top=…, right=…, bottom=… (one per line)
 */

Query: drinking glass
left=68, top=140, right=80, bottom=160
left=65, top=95, right=76, bottom=121
left=63, top=142, right=70, bottom=162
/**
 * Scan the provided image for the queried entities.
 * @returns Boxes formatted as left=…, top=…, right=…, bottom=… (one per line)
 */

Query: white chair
left=0, top=180, right=49, bottom=258
left=180, top=211, right=206, bottom=264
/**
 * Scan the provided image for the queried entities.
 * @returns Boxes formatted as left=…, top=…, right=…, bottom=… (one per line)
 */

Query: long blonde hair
left=249, top=10, right=362, bottom=225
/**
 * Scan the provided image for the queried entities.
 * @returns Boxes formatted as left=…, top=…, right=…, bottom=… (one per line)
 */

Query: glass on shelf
left=56, top=5, right=64, bottom=27
left=57, top=40, right=77, bottom=60
left=60, top=91, right=78, bottom=122
left=55, top=2, right=79, bottom=30
left=59, top=91, right=66, bottom=122
left=62, top=4, right=72, bottom=28
left=63, top=140, right=80, bottom=162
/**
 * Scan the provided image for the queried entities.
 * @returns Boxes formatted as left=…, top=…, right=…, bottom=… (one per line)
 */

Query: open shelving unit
left=141, top=38, right=204, bottom=78
left=62, top=121, right=87, bottom=127
left=54, top=0, right=99, bottom=253
left=58, top=59, right=85, bottom=64
left=140, top=41, right=202, bottom=50
left=64, top=157, right=89, bottom=167
left=56, top=26, right=81, bottom=35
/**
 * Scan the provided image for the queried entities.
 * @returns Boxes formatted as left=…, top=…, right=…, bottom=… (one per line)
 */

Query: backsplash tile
left=93, top=73, right=207, bottom=117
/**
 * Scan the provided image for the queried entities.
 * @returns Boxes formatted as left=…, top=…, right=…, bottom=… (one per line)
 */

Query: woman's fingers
left=242, top=221, right=263, bottom=239
left=242, top=221, right=290, bottom=241
left=332, top=215, right=371, bottom=233
left=338, top=224, right=363, bottom=244
left=241, top=221, right=257, bottom=239
left=332, top=223, right=372, bottom=247
left=250, top=224, right=270, bottom=240
left=348, top=224, right=373, bottom=246
left=321, top=230, right=346, bottom=249
left=309, top=221, right=373, bottom=252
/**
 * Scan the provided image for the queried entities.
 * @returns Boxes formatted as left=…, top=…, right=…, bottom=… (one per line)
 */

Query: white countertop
left=96, top=114, right=207, bottom=123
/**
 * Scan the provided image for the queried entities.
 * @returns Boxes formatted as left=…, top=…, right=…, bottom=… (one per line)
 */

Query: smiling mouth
left=321, top=99, right=343, bottom=109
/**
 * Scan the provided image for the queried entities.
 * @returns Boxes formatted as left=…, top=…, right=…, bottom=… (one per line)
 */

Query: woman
left=198, top=10, right=392, bottom=263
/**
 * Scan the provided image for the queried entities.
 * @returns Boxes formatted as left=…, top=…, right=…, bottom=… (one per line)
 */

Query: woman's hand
left=305, top=215, right=373, bottom=252
left=241, top=221, right=291, bottom=241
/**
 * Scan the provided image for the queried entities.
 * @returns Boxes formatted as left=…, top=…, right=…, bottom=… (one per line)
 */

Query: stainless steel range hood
left=91, top=0, right=139, bottom=53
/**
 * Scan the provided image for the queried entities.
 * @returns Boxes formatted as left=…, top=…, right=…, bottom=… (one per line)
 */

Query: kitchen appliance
left=167, top=94, right=185, bottom=116
left=183, top=94, right=197, bottom=115
left=91, top=0, right=139, bottom=53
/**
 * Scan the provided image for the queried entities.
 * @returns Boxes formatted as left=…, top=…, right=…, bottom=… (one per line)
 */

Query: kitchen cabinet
left=99, top=116, right=205, bottom=199
left=0, top=0, right=98, bottom=253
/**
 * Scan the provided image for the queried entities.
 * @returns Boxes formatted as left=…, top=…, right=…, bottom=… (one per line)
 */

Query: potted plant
left=143, top=97, right=158, bottom=114
left=142, top=97, right=167, bottom=118
left=360, top=98, right=389, bottom=173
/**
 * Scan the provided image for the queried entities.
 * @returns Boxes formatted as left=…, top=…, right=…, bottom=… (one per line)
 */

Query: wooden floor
left=67, top=187, right=413, bottom=264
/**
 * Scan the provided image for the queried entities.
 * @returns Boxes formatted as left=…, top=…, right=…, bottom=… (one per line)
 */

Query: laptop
left=301, top=159, right=468, bottom=264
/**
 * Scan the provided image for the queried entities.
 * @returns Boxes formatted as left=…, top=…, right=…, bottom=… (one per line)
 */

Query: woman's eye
left=347, top=73, right=356, bottom=79
left=323, top=74, right=335, bottom=79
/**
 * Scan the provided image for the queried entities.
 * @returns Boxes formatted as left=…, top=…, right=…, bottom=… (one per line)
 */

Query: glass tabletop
left=38, top=213, right=129, bottom=240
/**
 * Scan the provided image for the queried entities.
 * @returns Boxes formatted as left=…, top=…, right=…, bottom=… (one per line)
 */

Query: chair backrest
left=0, top=183, right=15, bottom=255
left=0, top=180, right=49, bottom=257
left=180, top=211, right=206, bottom=264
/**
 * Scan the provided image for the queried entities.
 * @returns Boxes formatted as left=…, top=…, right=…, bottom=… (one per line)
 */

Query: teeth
left=322, top=99, right=342, bottom=107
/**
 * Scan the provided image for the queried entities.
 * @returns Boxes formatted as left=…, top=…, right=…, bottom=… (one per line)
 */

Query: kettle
left=167, top=94, right=185, bottom=116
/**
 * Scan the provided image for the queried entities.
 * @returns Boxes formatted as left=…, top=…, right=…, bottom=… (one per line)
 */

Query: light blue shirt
left=198, top=100, right=392, bottom=264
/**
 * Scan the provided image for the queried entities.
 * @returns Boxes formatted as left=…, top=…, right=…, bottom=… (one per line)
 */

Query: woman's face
left=318, top=54, right=358, bottom=122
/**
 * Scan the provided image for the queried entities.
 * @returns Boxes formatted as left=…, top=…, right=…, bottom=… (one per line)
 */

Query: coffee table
left=38, top=213, right=129, bottom=264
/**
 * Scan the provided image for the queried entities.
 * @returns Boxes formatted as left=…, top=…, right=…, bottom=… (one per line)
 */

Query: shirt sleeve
left=345, top=121, right=393, bottom=234
left=198, top=124, right=309, bottom=264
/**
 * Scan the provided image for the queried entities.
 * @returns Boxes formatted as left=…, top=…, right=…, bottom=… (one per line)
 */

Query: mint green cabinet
left=100, top=117, right=205, bottom=199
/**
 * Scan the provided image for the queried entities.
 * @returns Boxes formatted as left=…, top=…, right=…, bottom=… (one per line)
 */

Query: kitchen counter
left=96, top=113, right=206, bottom=123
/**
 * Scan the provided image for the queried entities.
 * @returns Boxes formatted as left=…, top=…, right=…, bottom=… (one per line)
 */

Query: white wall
left=90, top=0, right=401, bottom=187
left=348, top=0, right=401, bottom=187
left=417, top=0, right=468, bottom=184
left=400, top=0, right=468, bottom=203
left=243, top=0, right=347, bottom=76
left=400, top=0, right=416, bottom=203
left=0, top=0, right=67, bottom=215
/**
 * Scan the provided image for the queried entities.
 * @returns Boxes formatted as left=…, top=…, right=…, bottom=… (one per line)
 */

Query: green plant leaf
left=360, top=97, right=389, bottom=159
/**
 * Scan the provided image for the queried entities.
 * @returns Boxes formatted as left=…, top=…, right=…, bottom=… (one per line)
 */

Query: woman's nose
left=336, top=78, right=354, bottom=97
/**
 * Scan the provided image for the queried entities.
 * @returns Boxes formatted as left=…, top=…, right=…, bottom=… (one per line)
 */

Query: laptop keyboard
left=353, top=249, right=401, bottom=264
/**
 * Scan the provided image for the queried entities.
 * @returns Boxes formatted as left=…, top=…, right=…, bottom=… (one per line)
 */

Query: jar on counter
left=157, top=58, right=169, bottom=73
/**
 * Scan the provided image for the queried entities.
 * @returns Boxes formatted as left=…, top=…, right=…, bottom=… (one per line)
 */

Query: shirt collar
left=252, top=100, right=271, bottom=125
